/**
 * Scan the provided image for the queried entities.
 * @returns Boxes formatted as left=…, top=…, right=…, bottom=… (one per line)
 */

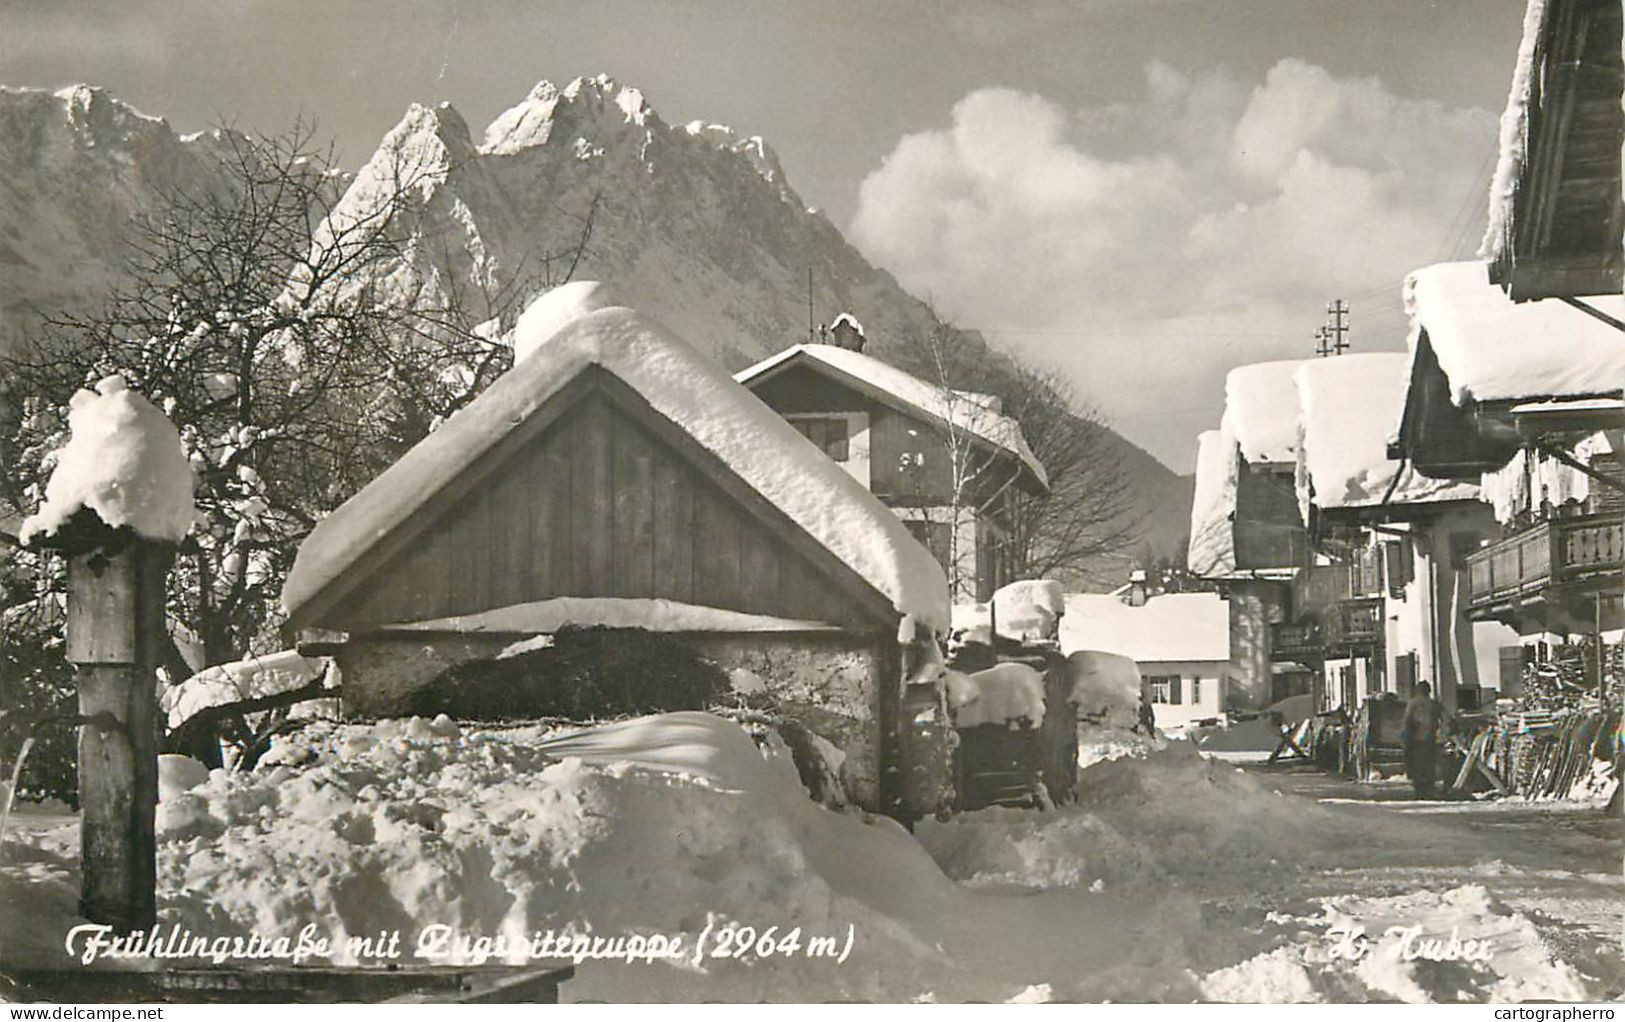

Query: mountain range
left=0, top=76, right=1192, bottom=586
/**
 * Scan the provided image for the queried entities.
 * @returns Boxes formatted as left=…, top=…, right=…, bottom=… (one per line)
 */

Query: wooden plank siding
left=312, top=372, right=891, bottom=634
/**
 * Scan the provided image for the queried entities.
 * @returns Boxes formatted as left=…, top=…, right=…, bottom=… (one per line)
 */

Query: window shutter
left=1170, top=676, right=1183, bottom=704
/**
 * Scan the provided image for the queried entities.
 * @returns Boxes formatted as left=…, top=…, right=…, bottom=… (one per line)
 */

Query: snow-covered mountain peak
left=481, top=74, right=657, bottom=156
left=0, top=84, right=167, bottom=152
left=361, top=101, right=476, bottom=194
left=682, top=120, right=790, bottom=196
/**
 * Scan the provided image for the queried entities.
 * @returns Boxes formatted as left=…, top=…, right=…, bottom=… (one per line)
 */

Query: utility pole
left=1325, top=299, right=1350, bottom=355
left=1314, top=326, right=1332, bottom=358
left=807, top=267, right=815, bottom=343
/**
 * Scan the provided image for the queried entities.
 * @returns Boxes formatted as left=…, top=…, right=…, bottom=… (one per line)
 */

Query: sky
left=0, top=0, right=1531, bottom=469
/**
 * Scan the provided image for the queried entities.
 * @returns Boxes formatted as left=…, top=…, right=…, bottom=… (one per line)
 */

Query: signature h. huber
left=1325, top=923, right=1496, bottom=964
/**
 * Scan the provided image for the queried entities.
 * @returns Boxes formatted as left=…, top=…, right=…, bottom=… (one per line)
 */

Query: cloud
left=850, top=59, right=1497, bottom=468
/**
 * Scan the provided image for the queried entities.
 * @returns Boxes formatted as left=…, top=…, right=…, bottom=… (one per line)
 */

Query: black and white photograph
left=0, top=0, right=1620, bottom=1007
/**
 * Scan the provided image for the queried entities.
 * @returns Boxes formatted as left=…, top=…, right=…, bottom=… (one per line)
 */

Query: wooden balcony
left=1270, top=621, right=1322, bottom=661
left=1324, top=597, right=1384, bottom=652
left=1466, top=513, right=1625, bottom=616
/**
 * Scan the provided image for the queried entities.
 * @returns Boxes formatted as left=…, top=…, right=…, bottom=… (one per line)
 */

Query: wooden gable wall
left=305, top=370, right=894, bottom=634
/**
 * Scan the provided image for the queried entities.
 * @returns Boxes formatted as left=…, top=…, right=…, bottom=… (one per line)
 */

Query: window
left=791, top=417, right=850, bottom=462
left=1146, top=674, right=1182, bottom=704
left=1190, top=676, right=1202, bottom=705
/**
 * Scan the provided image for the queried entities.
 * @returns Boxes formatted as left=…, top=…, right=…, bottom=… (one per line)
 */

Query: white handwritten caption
left=1324, top=923, right=1496, bottom=964
left=64, top=920, right=856, bottom=968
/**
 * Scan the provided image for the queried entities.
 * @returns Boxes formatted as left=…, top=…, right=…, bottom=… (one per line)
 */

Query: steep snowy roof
left=1405, top=261, right=1625, bottom=405
left=735, top=344, right=1048, bottom=490
left=1295, top=353, right=1481, bottom=511
left=283, top=293, right=949, bottom=631
left=1187, top=427, right=1238, bottom=577
left=1221, top=359, right=1307, bottom=464
left=1060, top=592, right=1230, bottom=664
left=1480, top=0, right=1550, bottom=268
left=21, top=375, right=196, bottom=545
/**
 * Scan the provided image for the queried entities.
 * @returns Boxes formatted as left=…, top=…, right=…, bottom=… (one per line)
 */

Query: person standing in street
left=1401, top=681, right=1445, bottom=799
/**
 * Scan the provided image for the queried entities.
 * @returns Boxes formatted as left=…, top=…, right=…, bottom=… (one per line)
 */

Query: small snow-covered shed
left=281, top=284, right=950, bottom=813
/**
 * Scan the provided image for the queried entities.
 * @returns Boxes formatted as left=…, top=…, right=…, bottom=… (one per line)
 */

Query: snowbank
left=1204, top=884, right=1590, bottom=1003
left=21, top=375, right=195, bottom=545
left=1061, top=592, right=1229, bottom=664
left=1295, top=354, right=1480, bottom=512
left=952, top=663, right=1047, bottom=729
left=1406, top=261, right=1625, bottom=406
left=136, top=711, right=1196, bottom=1000
left=284, top=299, right=949, bottom=632
left=990, top=579, right=1063, bottom=642
left=1222, top=360, right=1306, bottom=465
left=735, top=344, right=1047, bottom=490
left=1187, top=427, right=1239, bottom=577
left=918, top=742, right=1327, bottom=891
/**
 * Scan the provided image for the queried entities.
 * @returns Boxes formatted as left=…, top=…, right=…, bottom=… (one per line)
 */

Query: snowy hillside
left=0, top=86, right=247, bottom=353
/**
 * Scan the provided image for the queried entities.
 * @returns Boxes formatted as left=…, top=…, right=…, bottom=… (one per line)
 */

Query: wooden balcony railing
left=1270, top=621, right=1322, bottom=660
left=1324, top=597, right=1384, bottom=650
left=1466, top=513, right=1624, bottom=612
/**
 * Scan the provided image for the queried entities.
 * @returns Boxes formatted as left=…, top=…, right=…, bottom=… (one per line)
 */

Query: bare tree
left=889, top=320, right=1137, bottom=594
left=0, top=117, right=586, bottom=671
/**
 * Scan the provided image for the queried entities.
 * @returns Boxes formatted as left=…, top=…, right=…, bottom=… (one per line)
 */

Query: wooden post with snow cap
left=21, top=375, right=194, bottom=933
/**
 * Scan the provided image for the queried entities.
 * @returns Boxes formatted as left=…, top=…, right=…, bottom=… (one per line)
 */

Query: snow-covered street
left=3, top=716, right=1617, bottom=1003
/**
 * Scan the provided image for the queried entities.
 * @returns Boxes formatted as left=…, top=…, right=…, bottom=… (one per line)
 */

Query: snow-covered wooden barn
left=280, top=283, right=951, bottom=815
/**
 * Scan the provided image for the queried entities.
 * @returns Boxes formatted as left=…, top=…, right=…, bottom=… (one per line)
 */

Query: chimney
left=1127, top=569, right=1147, bottom=607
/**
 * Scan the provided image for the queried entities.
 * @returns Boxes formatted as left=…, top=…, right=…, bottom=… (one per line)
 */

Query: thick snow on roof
left=1060, top=592, right=1230, bottom=664
left=21, top=375, right=196, bottom=545
left=735, top=344, right=1048, bottom=489
left=991, top=579, right=1064, bottom=642
left=1406, top=262, right=1625, bottom=405
left=1480, top=0, right=1549, bottom=266
left=830, top=312, right=865, bottom=337
left=1295, top=354, right=1480, bottom=511
left=162, top=650, right=328, bottom=730
left=1187, top=427, right=1238, bottom=577
left=284, top=292, right=949, bottom=631
left=1221, top=360, right=1306, bottom=464
left=952, top=662, right=1047, bottom=729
